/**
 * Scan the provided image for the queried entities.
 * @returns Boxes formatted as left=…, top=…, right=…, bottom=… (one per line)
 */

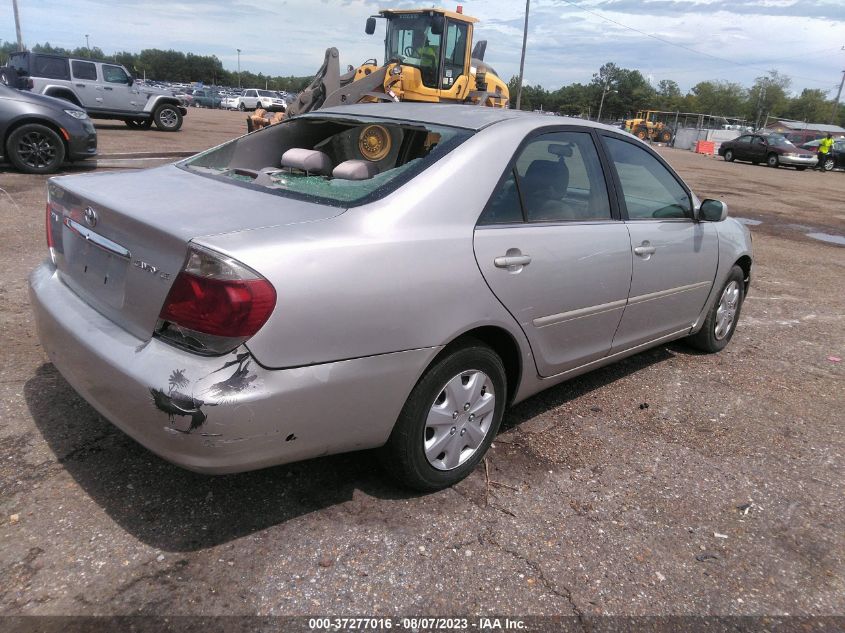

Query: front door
left=600, top=135, right=718, bottom=351
left=101, top=64, right=143, bottom=112
left=473, top=130, right=633, bottom=377
left=749, top=135, right=769, bottom=163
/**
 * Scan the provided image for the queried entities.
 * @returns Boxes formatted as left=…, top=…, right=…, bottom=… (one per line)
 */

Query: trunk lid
left=48, top=164, right=343, bottom=341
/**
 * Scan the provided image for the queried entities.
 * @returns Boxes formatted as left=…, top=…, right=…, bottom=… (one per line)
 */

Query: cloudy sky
left=5, top=0, right=845, bottom=94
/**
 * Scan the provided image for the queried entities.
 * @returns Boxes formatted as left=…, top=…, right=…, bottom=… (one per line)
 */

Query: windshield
left=386, top=13, right=442, bottom=89
left=182, top=115, right=472, bottom=207
left=766, top=136, right=794, bottom=147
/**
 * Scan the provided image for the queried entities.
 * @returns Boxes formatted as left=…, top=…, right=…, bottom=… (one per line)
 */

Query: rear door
left=731, top=135, right=752, bottom=160
left=600, top=134, right=718, bottom=351
left=70, top=60, right=100, bottom=109
left=473, top=129, right=633, bottom=377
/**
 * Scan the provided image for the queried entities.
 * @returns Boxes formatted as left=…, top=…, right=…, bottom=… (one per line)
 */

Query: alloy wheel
left=715, top=281, right=740, bottom=340
left=16, top=131, right=58, bottom=170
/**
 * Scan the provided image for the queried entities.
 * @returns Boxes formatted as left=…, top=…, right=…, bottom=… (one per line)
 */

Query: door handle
left=633, top=242, right=656, bottom=257
left=494, top=254, right=532, bottom=268
left=75, top=83, right=85, bottom=87
left=104, top=86, right=113, bottom=91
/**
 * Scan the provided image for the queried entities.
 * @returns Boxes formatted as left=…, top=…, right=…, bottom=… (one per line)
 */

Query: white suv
left=236, top=89, right=286, bottom=112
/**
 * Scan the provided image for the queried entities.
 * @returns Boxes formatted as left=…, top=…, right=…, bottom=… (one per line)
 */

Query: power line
left=554, top=0, right=834, bottom=86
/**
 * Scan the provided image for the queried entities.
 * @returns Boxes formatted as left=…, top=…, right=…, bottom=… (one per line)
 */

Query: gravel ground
left=1, top=110, right=843, bottom=619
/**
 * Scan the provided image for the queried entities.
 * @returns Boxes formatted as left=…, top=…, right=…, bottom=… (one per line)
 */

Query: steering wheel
left=403, top=46, right=415, bottom=57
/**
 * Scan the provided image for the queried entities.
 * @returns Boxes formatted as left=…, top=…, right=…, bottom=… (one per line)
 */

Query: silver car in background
left=30, top=103, right=752, bottom=491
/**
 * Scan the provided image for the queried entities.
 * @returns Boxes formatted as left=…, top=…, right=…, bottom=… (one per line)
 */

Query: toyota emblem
left=83, top=206, right=98, bottom=228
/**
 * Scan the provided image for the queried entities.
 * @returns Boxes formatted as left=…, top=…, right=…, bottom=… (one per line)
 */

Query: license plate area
left=61, top=219, right=129, bottom=308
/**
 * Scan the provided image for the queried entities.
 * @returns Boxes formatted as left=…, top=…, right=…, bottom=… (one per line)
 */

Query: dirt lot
left=1, top=109, right=843, bottom=620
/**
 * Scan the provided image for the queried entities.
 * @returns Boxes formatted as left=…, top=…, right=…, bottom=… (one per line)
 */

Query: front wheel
left=823, top=157, right=835, bottom=172
left=724, top=149, right=734, bottom=162
left=687, top=265, right=745, bottom=353
left=6, top=123, right=66, bottom=174
left=153, top=104, right=183, bottom=131
left=379, top=342, right=506, bottom=491
left=767, top=153, right=779, bottom=168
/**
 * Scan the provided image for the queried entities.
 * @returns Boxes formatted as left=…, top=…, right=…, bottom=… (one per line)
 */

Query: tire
left=823, top=158, right=834, bottom=172
left=6, top=123, right=66, bottom=174
left=687, top=265, right=745, bottom=353
left=378, top=342, right=507, bottom=491
left=153, top=104, right=183, bottom=131
left=238, top=102, right=246, bottom=111
left=724, top=149, right=734, bottom=162
left=635, top=127, right=648, bottom=140
left=659, top=130, right=672, bottom=143
left=767, top=153, right=779, bottom=168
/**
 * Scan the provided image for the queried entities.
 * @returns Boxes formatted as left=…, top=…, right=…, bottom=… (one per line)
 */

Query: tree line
left=2, top=40, right=842, bottom=126
left=510, top=62, right=844, bottom=127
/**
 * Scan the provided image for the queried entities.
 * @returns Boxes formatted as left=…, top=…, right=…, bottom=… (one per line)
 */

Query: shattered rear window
left=181, top=115, right=472, bottom=207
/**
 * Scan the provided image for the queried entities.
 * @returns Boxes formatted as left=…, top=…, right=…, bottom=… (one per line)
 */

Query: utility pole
left=515, top=0, right=530, bottom=110
left=12, top=0, right=24, bottom=51
left=597, top=79, right=614, bottom=122
left=754, top=83, right=767, bottom=130
left=831, top=67, right=845, bottom=125
left=237, top=48, right=241, bottom=88
left=85, top=34, right=89, bottom=51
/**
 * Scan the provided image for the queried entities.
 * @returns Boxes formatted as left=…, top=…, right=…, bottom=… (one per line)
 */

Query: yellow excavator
left=287, top=7, right=510, bottom=117
left=623, top=110, right=674, bottom=143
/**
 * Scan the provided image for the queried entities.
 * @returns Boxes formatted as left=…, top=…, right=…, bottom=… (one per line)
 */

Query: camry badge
left=83, top=206, right=98, bottom=228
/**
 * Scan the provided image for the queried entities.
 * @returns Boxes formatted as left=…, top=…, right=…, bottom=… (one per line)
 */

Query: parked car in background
left=7, top=51, right=187, bottom=131
left=718, top=133, right=817, bottom=170
left=799, top=138, right=845, bottom=171
left=235, top=88, right=286, bottom=111
left=221, top=94, right=241, bottom=110
left=30, top=103, right=751, bottom=490
left=190, top=88, right=222, bottom=108
left=1, top=82, right=96, bottom=173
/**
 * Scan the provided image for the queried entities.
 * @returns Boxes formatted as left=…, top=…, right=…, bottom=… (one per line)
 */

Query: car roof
left=314, top=102, right=617, bottom=133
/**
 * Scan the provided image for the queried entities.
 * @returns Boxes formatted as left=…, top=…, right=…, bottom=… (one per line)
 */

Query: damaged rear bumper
left=29, top=261, right=439, bottom=474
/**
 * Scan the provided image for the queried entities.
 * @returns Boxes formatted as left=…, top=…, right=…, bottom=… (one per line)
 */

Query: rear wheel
left=687, top=265, right=745, bottom=353
left=659, top=130, right=672, bottom=143
left=238, top=102, right=246, bottom=111
left=767, top=153, right=779, bottom=168
left=124, top=118, right=153, bottom=129
left=634, top=126, right=649, bottom=140
left=153, top=104, right=182, bottom=131
left=724, top=149, right=734, bottom=162
left=379, top=342, right=506, bottom=491
left=6, top=123, right=65, bottom=174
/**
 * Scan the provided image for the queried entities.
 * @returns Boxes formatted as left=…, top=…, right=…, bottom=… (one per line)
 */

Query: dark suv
left=1, top=82, right=97, bottom=173
left=7, top=51, right=187, bottom=131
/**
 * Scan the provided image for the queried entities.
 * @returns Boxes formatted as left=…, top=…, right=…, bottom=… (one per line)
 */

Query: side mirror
left=699, top=199, right=728, bottom=222
left=127, top=76, right=134, bottom=86
left=365, top=17, right=376, bottom=35
left=431, top=15, right=445, bottom=35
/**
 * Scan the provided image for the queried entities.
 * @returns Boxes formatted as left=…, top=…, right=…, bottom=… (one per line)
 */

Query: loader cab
left=369, top=9, right=475, bottom=99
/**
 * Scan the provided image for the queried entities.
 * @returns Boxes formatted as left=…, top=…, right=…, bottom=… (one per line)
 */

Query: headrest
left=280, top=148, right=333, bottom=176
left=332, top=159, right=379, bottom=181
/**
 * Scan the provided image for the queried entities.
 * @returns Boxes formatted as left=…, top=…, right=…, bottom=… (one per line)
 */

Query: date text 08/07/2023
left=307, top=617, right=528, bottom=631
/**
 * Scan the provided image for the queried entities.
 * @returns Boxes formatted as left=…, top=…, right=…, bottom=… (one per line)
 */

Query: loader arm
left=286, top=48, right=343, bottom=117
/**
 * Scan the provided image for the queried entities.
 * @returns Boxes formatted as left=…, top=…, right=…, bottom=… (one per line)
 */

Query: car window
left=32, top=55, right=70, bottom=80
left=258, top=90, right=275, bottom=97
left=736, top=135, right=752, bottom=143
left=478, top=169, right=523, bottom=225
left=603, top=136, right=691, bottom=220
left=71, top=61, right=97, bottom=81
left=512, top=131, right=611, bottom=223
left=753, top=137, right=767, bottom=146
left=103, top=65, right=130, bottom=84
left=184, top=117, right=472, bottom=207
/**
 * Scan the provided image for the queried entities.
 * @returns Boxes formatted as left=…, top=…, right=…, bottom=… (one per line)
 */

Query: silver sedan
left=30, top=103, right=752, bottom=490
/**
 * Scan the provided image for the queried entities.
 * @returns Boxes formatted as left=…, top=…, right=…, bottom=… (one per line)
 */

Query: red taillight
left=159, top=272, right=275, bottom=337
left=158, top=246, right=276, bottom=341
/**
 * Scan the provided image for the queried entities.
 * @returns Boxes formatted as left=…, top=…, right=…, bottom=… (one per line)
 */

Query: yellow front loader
left=287, top=8, right=509, bottom=117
